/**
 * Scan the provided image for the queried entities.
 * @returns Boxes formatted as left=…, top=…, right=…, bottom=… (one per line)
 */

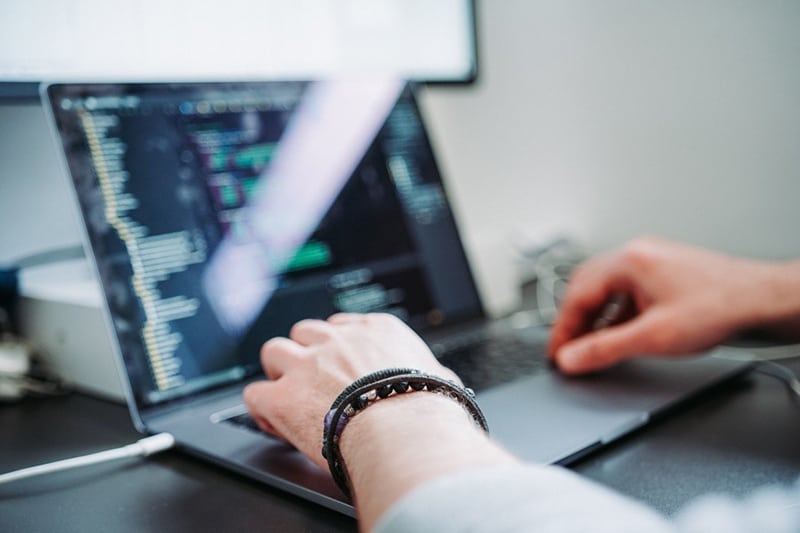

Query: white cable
left=757, top=360, right=800, bottom=398
left=0, top=432, right=175, bottom=485
left=714, top=348, right=800, bottom=399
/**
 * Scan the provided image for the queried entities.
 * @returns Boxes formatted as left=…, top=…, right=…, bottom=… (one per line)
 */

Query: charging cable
left=756, top=360, right=800, bottom=398
left=0, top=432, right=175, bottom=485
left=714, top=347, right=800, bottom=400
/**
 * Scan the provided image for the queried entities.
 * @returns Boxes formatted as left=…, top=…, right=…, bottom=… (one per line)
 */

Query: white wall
left=0, top=103, right=83, bottom=265
left=3, top=0, right=800, bottom=269
left=421, top=0, right=800, bottom=260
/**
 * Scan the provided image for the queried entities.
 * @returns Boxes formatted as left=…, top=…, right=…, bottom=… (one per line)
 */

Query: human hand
left=243, top=312, right=460, bottom=469
left=547, top=237, right=770, bottom=374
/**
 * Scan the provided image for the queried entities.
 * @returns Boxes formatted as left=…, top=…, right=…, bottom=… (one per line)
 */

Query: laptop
left=42, top=79, right=750, bottom=516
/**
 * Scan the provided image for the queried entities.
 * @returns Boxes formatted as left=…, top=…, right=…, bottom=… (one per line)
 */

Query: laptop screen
left=46, top=80, right=484, bottom=407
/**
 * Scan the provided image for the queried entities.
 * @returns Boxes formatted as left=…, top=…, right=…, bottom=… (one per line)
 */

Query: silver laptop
left=43, top=79, right=750, bottom=516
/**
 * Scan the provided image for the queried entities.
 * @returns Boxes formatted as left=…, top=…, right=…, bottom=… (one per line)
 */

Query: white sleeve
left=374, top=464, right=800, bottom=533
left=373, top=464, right=675, bottom=533
left=672, top=478, right=800, bottom=533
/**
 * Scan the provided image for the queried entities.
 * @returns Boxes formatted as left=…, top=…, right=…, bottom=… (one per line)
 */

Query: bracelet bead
left=321, top=368, right=489, bottom=498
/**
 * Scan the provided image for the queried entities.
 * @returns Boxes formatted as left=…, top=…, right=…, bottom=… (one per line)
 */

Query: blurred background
left=3, top=0, right=800, bottom=265
left=2, top=0, right=800, bottom=328
left=421, top=0, right=800, bottom=263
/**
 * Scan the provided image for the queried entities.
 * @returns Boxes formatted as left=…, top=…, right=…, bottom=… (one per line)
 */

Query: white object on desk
left=17, top=259, right=125, bottom=402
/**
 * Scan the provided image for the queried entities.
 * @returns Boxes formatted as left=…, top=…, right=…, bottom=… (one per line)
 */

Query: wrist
left=742, top=260, right=800, bottom=336
left=339, top=391, right=516, bottom=530
left=323, top=369, right=489, bottom=498
left=339, top=391, right=479, bottom=457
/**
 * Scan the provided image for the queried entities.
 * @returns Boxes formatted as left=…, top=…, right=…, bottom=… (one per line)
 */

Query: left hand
left=547, top=237, right=765, bottom=374
left=243, top=312, right=459, bottom=469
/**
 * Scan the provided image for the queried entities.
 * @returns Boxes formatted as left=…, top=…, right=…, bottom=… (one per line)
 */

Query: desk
left=2, top=360, right=800, bottom=532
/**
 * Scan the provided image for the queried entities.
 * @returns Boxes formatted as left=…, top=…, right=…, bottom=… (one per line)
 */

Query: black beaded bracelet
left=321, top=368, right=489, bottom=498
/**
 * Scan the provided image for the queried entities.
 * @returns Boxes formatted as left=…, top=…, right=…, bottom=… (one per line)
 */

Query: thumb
left=554, top=312, right=666, bottom=374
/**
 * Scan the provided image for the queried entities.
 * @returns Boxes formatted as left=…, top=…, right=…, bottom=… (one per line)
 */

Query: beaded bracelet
left=321, top=368, right=489, bottom=498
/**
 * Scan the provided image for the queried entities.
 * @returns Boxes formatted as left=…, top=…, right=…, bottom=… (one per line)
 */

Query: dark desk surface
left=2, top=359, right=800, bottom=532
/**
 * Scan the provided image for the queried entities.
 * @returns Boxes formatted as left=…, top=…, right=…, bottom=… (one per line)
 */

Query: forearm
left=339, top=392, right=518, bottom=531
left=739, top=260, right=800, bottom=340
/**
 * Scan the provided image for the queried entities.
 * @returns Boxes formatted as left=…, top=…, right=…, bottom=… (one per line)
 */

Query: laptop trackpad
left=477, top=355, right=748, bottom=464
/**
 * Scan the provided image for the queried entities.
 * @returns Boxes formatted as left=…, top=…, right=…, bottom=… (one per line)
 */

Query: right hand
left=547, top=237, right=771, bottom=374
left=243, top=313, right=459, bottom=469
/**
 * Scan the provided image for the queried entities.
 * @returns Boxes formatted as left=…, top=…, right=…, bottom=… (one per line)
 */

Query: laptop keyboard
left=219, top=331, right=549, bottom=433
left=433, top=333, right=550, bottom=392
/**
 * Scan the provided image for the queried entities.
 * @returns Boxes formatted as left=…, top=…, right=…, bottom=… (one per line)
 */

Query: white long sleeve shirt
left=375, top=464, right=800, bottom=533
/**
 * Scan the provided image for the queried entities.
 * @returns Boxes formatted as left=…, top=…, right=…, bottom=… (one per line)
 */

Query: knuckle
left=262, top=336, right=288, bottom=351
left=365, top=312, right=394, bottom=326
left=242, top=384, right=262, bottom=406
left=289, top=321, right=307, bottom=339
left=242, top=384, right=255, bottom=403
left=380, top=312, right=402, bottom=324
left=291, top=319, right=333, bottom=339
left=619, top=239, right=657, bottom=272
left=261, top=337, right=291, bottom=359
left=318, top=324, right=338, bottom=340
